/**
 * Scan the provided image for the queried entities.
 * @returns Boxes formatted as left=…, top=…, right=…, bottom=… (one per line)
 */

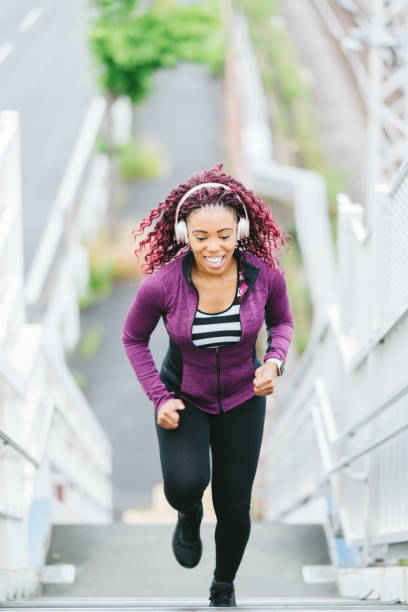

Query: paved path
left=0, top=0, right=95, bottom=276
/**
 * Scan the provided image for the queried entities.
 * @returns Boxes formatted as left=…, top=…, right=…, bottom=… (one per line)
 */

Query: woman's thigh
left=210, top=394, right=266, bottom=511
left=154, top=399, right=212, bottom=504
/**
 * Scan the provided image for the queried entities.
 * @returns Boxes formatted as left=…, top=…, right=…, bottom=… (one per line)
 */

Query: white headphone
left=174, top=182, right=250, bottom=245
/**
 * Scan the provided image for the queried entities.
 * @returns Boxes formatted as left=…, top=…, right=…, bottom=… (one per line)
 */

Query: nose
left=206, top=238, right=223, bottom=252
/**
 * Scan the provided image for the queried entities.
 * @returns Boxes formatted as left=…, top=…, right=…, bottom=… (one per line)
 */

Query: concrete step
left=40, top=522, right=339, bottom=598
left=3, top=596, right=408, bottom=610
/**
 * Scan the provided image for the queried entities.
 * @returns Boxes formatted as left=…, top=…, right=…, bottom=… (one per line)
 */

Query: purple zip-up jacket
left=121, top=248, right=293, bottom=415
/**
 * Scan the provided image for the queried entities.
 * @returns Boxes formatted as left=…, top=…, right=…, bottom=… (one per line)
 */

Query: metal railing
left=0, top=429, right=39, bottom=468
left=0, top=107, right=113, bottom=602
left=230, top=5, right=408, bottom=574
left=311, top=0, right=369, bottom=104
left=264, top=164, right=408, bottom=552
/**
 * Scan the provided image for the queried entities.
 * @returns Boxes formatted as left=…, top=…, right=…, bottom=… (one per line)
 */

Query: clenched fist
left=253, top=362, right=278, bottom=396
left=157, top=399, right=186, bottom=429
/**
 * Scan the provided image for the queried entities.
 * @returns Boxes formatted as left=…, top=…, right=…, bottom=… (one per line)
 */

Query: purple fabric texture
left=121, top=250, right=293, bottom=414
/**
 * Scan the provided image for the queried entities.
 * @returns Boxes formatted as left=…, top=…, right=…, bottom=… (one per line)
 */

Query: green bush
left=94, top=132, right=110, bottom=154
left=88, top=0, right=226, bottom=105
left=118, top=138, right=165, bottom=180
left=280, top=231, right=313, bottom=355
left=79, top=258, right=115, bottom=308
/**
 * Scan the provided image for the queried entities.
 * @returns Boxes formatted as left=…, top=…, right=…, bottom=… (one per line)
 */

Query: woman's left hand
left=253, top=362, right=278, bottom=396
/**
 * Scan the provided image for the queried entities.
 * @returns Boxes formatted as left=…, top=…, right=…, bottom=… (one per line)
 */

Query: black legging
left=154, top=393, right=266, bottom=582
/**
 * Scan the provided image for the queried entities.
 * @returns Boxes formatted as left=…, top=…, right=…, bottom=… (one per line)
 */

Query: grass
left=78, top=324, right=103, bottom=358
left=71, top=368, right=86, bottom=391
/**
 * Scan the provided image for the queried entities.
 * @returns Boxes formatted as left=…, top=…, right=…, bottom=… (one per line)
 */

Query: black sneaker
left=172, top=502, right=203, bottom=568
left=209, top=578, right=236, bottom=607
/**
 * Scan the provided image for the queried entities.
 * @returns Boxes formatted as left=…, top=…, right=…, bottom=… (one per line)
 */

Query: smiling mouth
left=204, top=256, right=224, bottom=263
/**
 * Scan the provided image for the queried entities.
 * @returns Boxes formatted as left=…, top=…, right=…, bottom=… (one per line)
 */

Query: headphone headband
left=174, top=182, right=249, bottom=233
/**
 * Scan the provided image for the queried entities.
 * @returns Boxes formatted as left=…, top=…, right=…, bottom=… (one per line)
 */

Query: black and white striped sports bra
left=192, top=280, right=242, bottom=350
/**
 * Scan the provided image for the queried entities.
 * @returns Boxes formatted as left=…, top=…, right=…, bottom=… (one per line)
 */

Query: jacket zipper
left=190, top=282, right=224, bottom=415
left=216, top=347, right=223, bottom=415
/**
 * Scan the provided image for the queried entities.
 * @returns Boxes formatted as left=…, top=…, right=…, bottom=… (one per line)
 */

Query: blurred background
left=1, top=0, right=408, bottom=606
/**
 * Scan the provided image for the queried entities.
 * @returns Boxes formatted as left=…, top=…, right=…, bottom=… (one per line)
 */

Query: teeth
left=205, top=256, right=223, bottom=262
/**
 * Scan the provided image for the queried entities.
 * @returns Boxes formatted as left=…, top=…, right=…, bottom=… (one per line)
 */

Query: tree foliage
left=88, top=0, right=225, bottom=103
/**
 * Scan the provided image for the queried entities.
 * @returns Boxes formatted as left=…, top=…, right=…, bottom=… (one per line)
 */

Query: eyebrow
left=192, top=227, right=234, bottom=234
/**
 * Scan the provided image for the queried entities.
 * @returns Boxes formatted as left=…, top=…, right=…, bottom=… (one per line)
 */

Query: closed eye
left=196, top=236, right=232, bottom=241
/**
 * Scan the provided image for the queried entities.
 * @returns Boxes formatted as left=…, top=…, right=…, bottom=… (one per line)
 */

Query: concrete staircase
left=2, top=523, right=407, bottom=609
left=41, top=523, right=339, bottom=597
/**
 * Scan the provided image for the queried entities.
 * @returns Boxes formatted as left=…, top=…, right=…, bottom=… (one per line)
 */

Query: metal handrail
left=333, top=378, right=408, bottom=445
left=267, top=374, right=408, bottom=462
left=347, top=302, right=408, bottom=370
left=311, top=0, right=368, bottom=104
left=330, top=423, right=408, bottom=474
left=25, top=96, right=107, bottom=307
left=277, top=280, right=407, bottom=448
left=0, top=348, right=26, bottom=399
left=270, top=416, right=408, bottom=522
left=389, top=158, right=408, bottom=197
left=0, top=408, right=111, bottom=516
left=0, top=508, right=22, bottom=522
left=0, top=429, right=39, bottom=467
left=279, top=317, right=330, bottom=409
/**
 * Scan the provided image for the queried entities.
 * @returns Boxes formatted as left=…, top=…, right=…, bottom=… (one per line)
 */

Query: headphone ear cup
left=176, top=220, right=189, bottom=244
left=237, top=217, right=249, bottom=241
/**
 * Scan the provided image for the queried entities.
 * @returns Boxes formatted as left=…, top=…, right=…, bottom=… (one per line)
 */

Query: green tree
left=89, top=0, right=225, bottom=104
left=88, top=0, right=225, bottom=236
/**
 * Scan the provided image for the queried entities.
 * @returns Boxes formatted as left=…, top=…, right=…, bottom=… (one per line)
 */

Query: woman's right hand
left=157, top=399, right=186, bottom=429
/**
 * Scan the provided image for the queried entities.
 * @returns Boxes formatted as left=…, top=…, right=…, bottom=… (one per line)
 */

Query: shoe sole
left=209, top=593, right=236, bottom=606
left=209, top=596, right=236, bottom=607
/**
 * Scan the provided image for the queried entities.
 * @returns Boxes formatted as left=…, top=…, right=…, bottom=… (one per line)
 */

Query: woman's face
left=186, top=205, right=238, bottom=275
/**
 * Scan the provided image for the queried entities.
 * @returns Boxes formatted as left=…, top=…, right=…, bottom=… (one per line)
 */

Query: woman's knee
left=163, top=474, right=209, bottom=511
left=213, top=499, right=251, bottom=523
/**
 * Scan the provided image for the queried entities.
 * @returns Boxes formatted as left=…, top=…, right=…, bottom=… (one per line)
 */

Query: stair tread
left=3, top=597, right=408, bottom=611
left=38, top=523, right=340, bottom=599
left=8, top=596, right=403, bottom=603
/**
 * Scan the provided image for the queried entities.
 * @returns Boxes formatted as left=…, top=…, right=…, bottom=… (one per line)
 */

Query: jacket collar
left=181, top=248, right=260, bottom=300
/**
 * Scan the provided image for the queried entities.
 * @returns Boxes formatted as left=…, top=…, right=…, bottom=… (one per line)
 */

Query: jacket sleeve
left=263, top=267, right=294, bottom=366
left=121, top=272, right=176, bottom=412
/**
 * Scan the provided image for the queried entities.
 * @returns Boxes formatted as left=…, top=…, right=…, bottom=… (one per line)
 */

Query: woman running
left=121, top=162, right=294, bottom=606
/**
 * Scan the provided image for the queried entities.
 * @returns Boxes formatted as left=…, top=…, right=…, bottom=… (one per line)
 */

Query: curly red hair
left=131, top=163, right=292, bottom=291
